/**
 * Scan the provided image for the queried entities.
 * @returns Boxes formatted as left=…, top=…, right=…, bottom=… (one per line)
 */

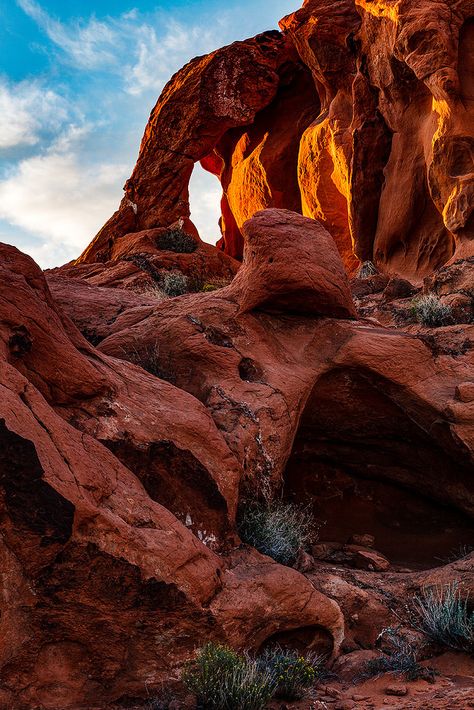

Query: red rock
left=230, top=208, right=357, bottom=317
left=78, top=2, right=474, bottom=279
left=352, top=549, right=390, bottom=572
left=385, top=684, right=408, bottom=697
left=0, top=243, right=345, bottom=708
left=383, top=278, right=418, bottom=302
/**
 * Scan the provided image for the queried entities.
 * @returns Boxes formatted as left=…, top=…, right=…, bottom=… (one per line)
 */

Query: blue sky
left=0, top=0, right=297, bottom=267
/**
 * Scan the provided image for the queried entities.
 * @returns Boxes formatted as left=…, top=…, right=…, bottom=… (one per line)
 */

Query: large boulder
left=230, top=208, right=357, bottom=317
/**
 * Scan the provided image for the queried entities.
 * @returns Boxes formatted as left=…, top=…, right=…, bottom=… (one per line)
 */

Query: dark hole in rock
left=0, top=420, right=74, bottom=546
left=283, top=368, right=474, bottom=570
left=8, top=325, right=33, bottom=357
left=106, top=439, right=228, bottom=539
left=238, top=357, right=265, bottom=383
left=261, top=624, right=334, bottom=657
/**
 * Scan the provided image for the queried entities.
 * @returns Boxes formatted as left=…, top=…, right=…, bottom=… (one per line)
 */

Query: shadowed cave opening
left=261, top=624, right=334, bottom=657
left=283, top=369, right=474, bottom=570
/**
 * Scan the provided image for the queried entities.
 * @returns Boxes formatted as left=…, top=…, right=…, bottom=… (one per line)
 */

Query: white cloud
left=0, top=126, right=128, bottom=267
left=0, top=77, right=70, bottom=149
left=17, top=0, right=119, bottom=70
left=124, top=20, right=216, bottom=96
left=17, top=0, right=218, bottom=96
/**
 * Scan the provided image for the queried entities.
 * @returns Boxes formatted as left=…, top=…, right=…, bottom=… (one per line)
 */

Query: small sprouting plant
left=156, top=228, right=197, bottom=253
left=411, top=293, right=452, bottom=327
left=363, top=627, right=433, bottom=681
left=413, top=583, right=474, bottom=653
left=357, top=261, right=378, bottom=278
left=257, top=647, right=323, bottom=700
left=237, top=500, right=316, bottom=566
left=162, top=271, right=188, bottom=297
left=182, top=643, right=275, bottom=710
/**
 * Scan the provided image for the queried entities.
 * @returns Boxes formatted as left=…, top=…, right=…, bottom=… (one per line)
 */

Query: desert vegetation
left=363, top=627, right=434, bottom=682
left=156, top=228, right=198, bottom=253
left=162, top=270, right=189, bottom=297
left=357, top=260, right=378, bottom=278
left=411, top=293, right=452, bottom=327
left=414, top=583, right=474, bottom=653
left=182, top=642, right=322, bottom=709
left=237, top=500, right=315, bottom=566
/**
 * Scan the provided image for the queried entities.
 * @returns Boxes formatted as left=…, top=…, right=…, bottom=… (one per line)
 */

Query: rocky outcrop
left=78, top=0, right=474, bottom=281
left=230, top=209, right=357, bottom=317
left=0, top=240, right=347, bottom=709
left=3, top=199, right=474, bottom=706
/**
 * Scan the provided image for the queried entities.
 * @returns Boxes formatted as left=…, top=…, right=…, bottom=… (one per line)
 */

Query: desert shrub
left=237, top=500, right=315, bottom=566
left=411, top=293, right=452, bottom=327
left=413, top=583, right=474, bottom=653
left=162, top=271, right=188, bottom=297
left=363, top=628, right=433, bottom=681
left=257, top=647, right=323, bottom=700
left=357, top=261, right=378, bottom=278
left=182, top=643, right=275, bottom=710
left=156, top=228, right=197, bottom=253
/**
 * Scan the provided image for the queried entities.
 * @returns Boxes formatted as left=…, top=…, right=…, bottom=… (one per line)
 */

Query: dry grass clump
left=237, top=500, right=315, bottom=566
left=363, top=628, right=434, bottom=682
left=414, top=583, right=474, bottom=653
left=162, top=271, right=188, bottom=297
left=182, top=643, right=275, bottom=710
left=411, top=293, right=452, bottom=327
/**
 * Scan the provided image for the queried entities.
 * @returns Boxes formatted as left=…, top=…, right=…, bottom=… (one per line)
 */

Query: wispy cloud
left=17, top=0, right=119, bottom=70
left=0, top=77, right=70, bottom=149
left=0, top=125, right=128, bottom=264
left=17, top=0, right=219, bottom=96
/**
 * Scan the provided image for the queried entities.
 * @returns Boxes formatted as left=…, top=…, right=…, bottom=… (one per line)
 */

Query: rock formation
left=1, top=1, right=474, bottom=709
left=79, top=0, right=474, bottom=281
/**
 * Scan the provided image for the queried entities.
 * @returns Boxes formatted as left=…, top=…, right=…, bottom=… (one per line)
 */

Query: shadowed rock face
left=78, top=0, right=474, bottom=280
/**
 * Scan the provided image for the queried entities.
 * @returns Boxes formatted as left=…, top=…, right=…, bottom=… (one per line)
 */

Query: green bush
left=237, top=500, right=315, bottom=566
left=162, top=271, right=188, bottom=297
left=182, top=643, right=275, bottom=710
left=257, top=647, right=322, bottom=700
left=156, top=228, right=197, bottom=253
left=411, top=293, right=452, bottom=327
left=414, top=583, right=474, bottom=653
left=363, top=628, right=433, bottom=681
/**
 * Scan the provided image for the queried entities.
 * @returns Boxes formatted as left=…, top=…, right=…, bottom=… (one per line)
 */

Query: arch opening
left=188, top=163, right=223, bottom=247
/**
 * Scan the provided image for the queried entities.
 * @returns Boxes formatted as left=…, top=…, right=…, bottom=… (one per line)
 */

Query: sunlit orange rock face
left=79, top=0, right=474, bottom=281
